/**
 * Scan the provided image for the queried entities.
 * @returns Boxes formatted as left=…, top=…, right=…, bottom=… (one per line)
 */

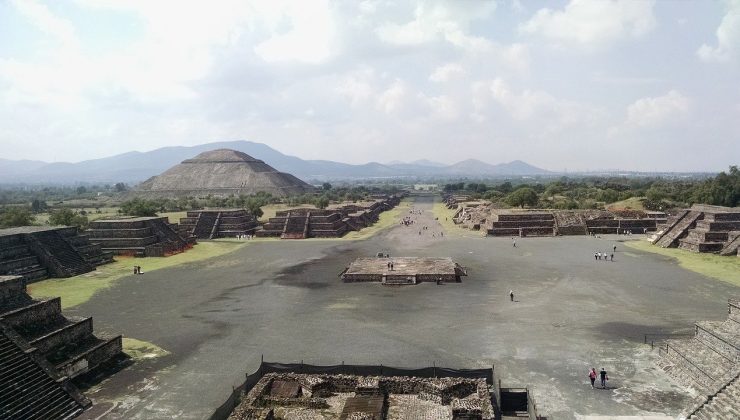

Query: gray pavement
left=73, top=196, right=738, bottom=419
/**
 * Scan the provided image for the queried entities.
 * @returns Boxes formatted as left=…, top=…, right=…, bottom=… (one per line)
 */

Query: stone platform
left=0, top=226, right=112, bottom=283
left=341, top=257, right=467, bottom=285
left=87, top=216, right=193, bottom=257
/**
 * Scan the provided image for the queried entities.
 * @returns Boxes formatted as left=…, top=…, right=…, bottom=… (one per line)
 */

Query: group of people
left=132, top=265, right=144, bottom=275
left=235, top=234, right=253, bottom=240
left=386, top=261, right=395, bottom=271
left=594, top=245, right=617, bottom=261
left=588, top=368, right=609, bottom=389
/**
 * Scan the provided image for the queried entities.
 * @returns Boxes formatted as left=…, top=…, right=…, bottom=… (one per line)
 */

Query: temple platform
left=341, top=257, right=467, bottom=285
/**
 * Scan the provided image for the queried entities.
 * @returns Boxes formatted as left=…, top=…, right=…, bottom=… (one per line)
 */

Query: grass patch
left=431, top=201, right=485, bottom=237
left=158, top=210, right=188, bottom=224
left=28, top=241, right=247, bottom=309
left=122, top=338, right=170, bottom=360
left=624, top=240, right=740, bottom=287
left=342, top=199, right=412, bottom=240
left=259, top=204, right=316, bottom=222
left=606, top=197, right=646, bottom=211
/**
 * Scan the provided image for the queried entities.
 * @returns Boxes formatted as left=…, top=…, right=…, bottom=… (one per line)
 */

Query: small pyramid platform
left=135, top=149, right=315, bottom=198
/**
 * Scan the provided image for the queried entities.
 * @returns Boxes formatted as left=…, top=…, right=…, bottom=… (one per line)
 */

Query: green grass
left=122, top=338, right=170, bottom=360
left=431, top=201, right=486, bottom=237
left=28, top=241, right=247, bottom=309
left=259, top=204, right=316, bottom=222
left=158, top=210, right=188, bottom=224
left=624, top=240, right=740, bottom=287
left=341, top=199, right=411, bottom=240
left=606, top=197, right=646, bottom=211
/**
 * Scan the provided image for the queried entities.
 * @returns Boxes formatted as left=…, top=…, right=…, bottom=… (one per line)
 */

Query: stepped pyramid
left=135, top=149, right=315, bottom=198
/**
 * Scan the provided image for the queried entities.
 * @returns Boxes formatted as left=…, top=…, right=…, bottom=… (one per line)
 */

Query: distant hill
left=0, top=140, right=551, bottom=184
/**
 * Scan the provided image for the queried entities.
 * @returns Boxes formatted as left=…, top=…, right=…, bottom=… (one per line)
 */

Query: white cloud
left=376, top=1, right=496, bottom=51
left=520, top=0, right=656, bottom=48
left=376, top=79, right=409, bottom=114
left=697, top=0, right=740, bottom=62
left=253, top=0, right=337, bottom=63
left=429, top=63, right=465, bottom=82
left=625, top=90, right=690, bottom=127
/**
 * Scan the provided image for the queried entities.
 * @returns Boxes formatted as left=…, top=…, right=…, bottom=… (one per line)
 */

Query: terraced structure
left=179, top=209, right=258, bottom=239
left=87, top=216, right=193, bottom=257
left=651, top=204, right=740, bottom=255
left=0, top=226, right=112, bottom=283
left=658, top=297, right=739, bottom=417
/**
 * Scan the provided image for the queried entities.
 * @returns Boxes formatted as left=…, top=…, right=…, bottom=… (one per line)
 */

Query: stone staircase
left=0, top=276, right=124, bottom=382
left=655, top=210, right=702, bottom=248
left=658, top=298, right=740, bottom=396
left=28, top=230, right=93, bottom=277
left=194, top=212, right=218, bottom=239
left=686, top=371, right=740, bottom=419
left=0, top=324, right=88, bottom=419
left=720, top=231, right=740, bottom=256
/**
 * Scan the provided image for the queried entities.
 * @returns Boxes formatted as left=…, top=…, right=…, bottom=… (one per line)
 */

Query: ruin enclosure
left=0, top=226, right=112, bottom=283
left=227, top=372, right=495, bottom=420
left=341, top=257, right=467, bottom=285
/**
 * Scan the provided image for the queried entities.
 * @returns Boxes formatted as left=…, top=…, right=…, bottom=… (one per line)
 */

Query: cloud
left=697, top=0, right=740, bottom=62
left=253, top=0, right=337, bottom=63
left=625, top=90, right=690, bottom=127
left=429, top=63, right=465, bottom=82
left=376, top=0, right=496, bottom=51
left=520, top=0, right=656, bottom=48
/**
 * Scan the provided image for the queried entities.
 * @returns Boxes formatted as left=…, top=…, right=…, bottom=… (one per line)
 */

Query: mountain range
left=0, top=140, right=550, bottom=184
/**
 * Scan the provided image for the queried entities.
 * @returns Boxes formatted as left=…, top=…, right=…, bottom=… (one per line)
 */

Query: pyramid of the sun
left=136, top=149, right=314, bottom=197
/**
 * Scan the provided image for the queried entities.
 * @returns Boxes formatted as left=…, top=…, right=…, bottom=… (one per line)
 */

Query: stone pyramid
left=135, top=149, right=314, bottom=197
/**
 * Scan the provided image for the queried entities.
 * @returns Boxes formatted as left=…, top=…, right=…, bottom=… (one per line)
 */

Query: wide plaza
left=58, top=196, right=737, bottom=419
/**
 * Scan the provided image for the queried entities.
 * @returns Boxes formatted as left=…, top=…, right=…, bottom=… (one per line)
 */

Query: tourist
left=588, top=368, right=597, bottom=389
left=133, top=266, right=138, bottom=275
left=387, top=262, right=391, bottom=270
left=597, top=252, right=601, bottom=260
left=509, top=290, right=514, bottom=302
left=512, top=238, right=516, bottom=247
left=594, top=252, right=598, bottom=260
left=390, top=262, right=394, bottom=271
left=599, top=368, right=608, bottom=388
left=613, top=245, right=616, bottom=253
left=610, top=253, right=614, bottom=261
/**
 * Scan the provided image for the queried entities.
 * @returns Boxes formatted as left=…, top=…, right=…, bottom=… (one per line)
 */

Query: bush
left=0, top=206, right=35, bottom=227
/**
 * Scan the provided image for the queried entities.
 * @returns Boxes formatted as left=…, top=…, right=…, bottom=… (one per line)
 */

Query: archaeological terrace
left=0, top=226, right=112, bottom=283
left=87, top=217, right=193, bottom=257
left=256, top=195, right=401, bottom=239
left=178, top=209, right=258, bottom=239
left=651, top=204, right=740, bottom=256
left=0, top=275, right=123, bottom=418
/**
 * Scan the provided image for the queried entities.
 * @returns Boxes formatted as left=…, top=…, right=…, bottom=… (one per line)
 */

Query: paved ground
left=72, top=195, right=739, bottom=419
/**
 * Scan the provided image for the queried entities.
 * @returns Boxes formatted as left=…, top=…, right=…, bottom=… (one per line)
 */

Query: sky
left=0, top=0, right=739, bottom=172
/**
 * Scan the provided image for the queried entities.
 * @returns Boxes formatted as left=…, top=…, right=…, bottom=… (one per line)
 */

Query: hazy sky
left=1, top=0, right=739, bottom=171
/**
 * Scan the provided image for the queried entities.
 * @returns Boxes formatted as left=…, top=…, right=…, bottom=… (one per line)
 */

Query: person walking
left=599, top=368, right=608, bottom=389
left=613, top=244, right=616, bottom=253
left=610, top=253, right=614, bottom=261
left=512, top=238, right=517, bottom=247
left=509, top=290, right=514, bottom=302
left=588, top=368, right=597, bottom=389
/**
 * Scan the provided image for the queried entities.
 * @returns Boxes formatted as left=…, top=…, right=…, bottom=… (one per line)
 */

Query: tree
left=48, top=208, right=88, bottom=229
left=506, top=187, right=539, bottom=208
left=322, top=182, right=332, bottom=191
left=76, top=186, right=87, bottom=195
left=114, top=183, right=127, bottom=192
left=31, top=199, right=47, bottom=213
left=0, top=207, right=35, bottom=227
left=314, top=196, right=330, bottom=209
left=120, top=198, right=159, bottom=217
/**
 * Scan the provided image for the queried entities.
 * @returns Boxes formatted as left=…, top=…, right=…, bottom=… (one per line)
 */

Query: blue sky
left=0, top=0, right=738, bottom=171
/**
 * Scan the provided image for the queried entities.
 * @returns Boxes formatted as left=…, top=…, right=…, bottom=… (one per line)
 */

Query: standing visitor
left=599, top=368, right=608, bottom=388
left=588, top=368, right=597, bottom=389
left=509, top=290, right=514, bottom=302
